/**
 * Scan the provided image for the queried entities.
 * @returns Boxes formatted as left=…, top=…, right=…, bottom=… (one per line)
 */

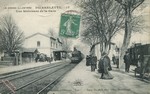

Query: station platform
left=48, top=59, right=149, bottom=94
left=0, top=59, right=70, bottom=75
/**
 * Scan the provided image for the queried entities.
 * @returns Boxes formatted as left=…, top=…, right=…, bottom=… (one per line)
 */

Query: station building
left=23, top=32, right=63, bottom=57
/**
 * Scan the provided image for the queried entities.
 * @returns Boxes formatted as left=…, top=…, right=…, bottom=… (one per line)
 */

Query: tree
left=79, top=0, right=124, bottom=55
left=61, top=38, right=72, bottom=51
left=115, top=0, right=145, bottom=66
left=81, top=26, right=100, bottom=55
left=48, top=28, right=56, bottom=37
left=0, top=14, right=25, bottom=56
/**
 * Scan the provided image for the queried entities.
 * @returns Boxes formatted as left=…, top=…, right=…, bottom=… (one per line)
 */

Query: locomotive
left=71, top=47, right=84, bottom=63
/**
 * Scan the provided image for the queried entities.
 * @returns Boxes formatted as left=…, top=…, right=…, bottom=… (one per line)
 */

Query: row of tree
left=79, top=0, right=145, bottom=66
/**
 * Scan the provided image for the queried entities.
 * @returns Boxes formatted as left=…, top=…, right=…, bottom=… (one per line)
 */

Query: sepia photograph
left=0, top=0, right=150, bottom=94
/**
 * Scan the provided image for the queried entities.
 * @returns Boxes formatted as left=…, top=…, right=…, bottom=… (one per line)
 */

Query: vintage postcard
left=0, top=0, right=149, bottom=94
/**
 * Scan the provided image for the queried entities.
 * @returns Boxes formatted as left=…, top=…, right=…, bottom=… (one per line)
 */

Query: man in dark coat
left=123, top=51, right=131, bottom=72
left=98, top=58, right=104, bottom=73
left=115, top=56, right=119, bottom=68
left=93, top=56, right=97, bottom=69
left=86, top=55, right=90, bottom=66
left=112, top=54, right=116, bottom=65
left=90, top=55, right=96, bottom=71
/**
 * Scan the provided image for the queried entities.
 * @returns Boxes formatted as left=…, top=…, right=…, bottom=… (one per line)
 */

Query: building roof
left=57, top=38, right=62, bottom=44
left=25, top=32, right=56, bottom=40
left=50, top=37, right=56, bottom=40
left=22, top=48, right=38, bottom=53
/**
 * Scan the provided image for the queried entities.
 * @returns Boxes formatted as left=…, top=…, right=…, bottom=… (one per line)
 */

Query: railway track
left=16, top=63, right=76, bottom=94
left=37, top=63, right=76, bottom=94
left=0, top=62, right=76, bottom=94
left=0, top=62, right=65, bottom=90
left=0, top=62, right=62, bottom=79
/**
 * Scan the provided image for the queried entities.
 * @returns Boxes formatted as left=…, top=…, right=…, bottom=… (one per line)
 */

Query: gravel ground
left=16, top=63, right=76, bottom=94
left=49, top=60, right=150, bottom=94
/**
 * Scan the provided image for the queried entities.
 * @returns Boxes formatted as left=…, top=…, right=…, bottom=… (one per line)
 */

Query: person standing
left=100, top=52, right=113, bottom=79
left=112, top=54, right=116, bottom=65
left=123, top=51, right=131, bottom=72
left=86, top=55, right=90, bottom=66
left=90, top=55, right=96, bottom=71
left=98, top=58, right=104, bottom=73
left=93, top=56, right=97, bottom=69
left=116, top=55, right=119, bottom=68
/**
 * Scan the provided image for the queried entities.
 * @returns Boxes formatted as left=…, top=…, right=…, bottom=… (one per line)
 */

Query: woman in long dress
left=100, top=52, right=113, bottom=79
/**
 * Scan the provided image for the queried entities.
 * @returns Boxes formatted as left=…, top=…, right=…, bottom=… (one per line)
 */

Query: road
left=49, top=60, right=150, bottom=94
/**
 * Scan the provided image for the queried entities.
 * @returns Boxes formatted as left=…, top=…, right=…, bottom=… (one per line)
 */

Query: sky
left=0, top=0, right=149, bottom=54
left=0, top=0, right=79, bottom=36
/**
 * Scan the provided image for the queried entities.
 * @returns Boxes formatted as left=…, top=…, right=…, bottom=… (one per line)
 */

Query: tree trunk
left=104, top=42, right=110, bottom=54
left=120, top=5, right=132, bottom=68
left=99, top=41, right=110, bottom=56
left=90, top=45, right=95, bottom=56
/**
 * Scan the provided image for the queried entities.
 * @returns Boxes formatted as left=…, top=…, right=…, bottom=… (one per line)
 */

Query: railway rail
left=0, top=63, right=61, bottom=79
left=37, top=64, right=76, bottom=94
left=0, top=63, right=65, bottom=87
left=0, top=62, right=77, bottom=94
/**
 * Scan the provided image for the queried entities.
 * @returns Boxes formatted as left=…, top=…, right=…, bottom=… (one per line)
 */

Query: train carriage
left=128, top=44, right=150, bottom=65
left=128, top=43, right=150, bottom=78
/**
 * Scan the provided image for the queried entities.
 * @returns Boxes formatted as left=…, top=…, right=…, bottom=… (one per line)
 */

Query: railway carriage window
left=148, top=46, right=150, bottom=54
left=53, top=42, right=55, bottom=48
left=56, top=43, right=57, bottom=48
left=53, top=42, right=54, bottom=48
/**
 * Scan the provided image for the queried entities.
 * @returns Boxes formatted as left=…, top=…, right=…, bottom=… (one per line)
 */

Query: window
left=37, top=41, right=40, bottom=47
left=53, top=43, right=55, bottom=48
left=51, top=41, right=52, bottom=47
left=56, top=43, right=57, bottom=48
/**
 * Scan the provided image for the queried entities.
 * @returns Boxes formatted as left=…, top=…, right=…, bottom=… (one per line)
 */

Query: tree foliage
left=0, top=14, right=25, bottom=55
left=115, top=0, right=145, bottom=66
left=80, top=0, right=124, bottom=55
left=61, top=38, right=72, bottom=51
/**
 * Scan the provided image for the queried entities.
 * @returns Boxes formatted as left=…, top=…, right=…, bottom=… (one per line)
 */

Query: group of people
left=86, top=50, right=149, bottom=80
left=86, top=55, right=97, bottom=71
left=111, top=51, right=132, bottom=73
left=86, top=52, right=113, bottom=79
left=86, top=51, right=134, bottom=79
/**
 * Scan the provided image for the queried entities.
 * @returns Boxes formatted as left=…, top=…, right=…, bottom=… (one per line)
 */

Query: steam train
left=71, top=49, right=84, bottom=63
